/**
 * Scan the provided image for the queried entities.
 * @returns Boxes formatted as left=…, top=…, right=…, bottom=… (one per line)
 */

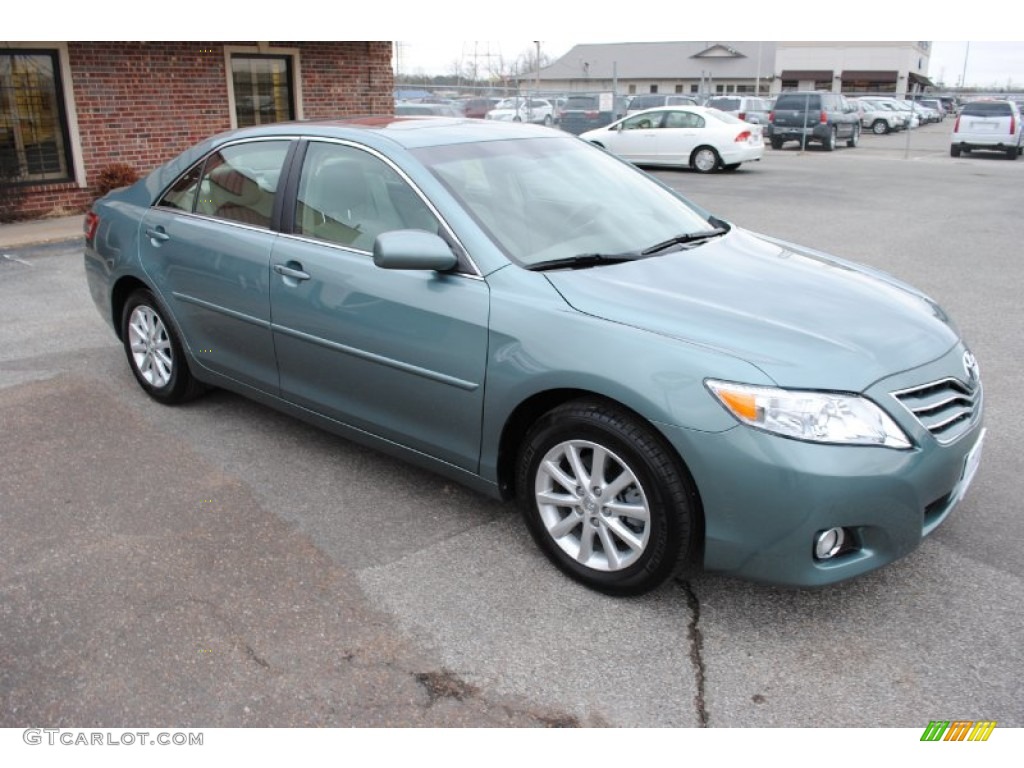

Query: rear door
left=655, top=109, right=705, bottom=164
left=139, top=138, right=292, bottom=392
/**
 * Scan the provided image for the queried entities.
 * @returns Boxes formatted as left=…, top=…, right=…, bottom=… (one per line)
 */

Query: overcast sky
left=15, top=1, right=1024, bottom=88
left=396, top=41, right=1024, bottom=89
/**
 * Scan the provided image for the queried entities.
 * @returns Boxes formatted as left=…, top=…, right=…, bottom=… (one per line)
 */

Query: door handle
left=145, top=227, right=170, bottom=243
left=273, top=262, right=310, bottom=281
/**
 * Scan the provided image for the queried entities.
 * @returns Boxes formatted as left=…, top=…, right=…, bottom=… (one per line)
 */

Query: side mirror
left=373, top=230, right=458, bottom=272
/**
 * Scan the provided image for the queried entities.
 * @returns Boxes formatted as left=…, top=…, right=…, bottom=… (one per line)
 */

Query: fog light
left=814, top=528, right=846, bottom=560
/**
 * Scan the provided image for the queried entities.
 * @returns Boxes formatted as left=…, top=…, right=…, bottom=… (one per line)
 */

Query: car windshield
left=413, top=136, right=714, bottom=268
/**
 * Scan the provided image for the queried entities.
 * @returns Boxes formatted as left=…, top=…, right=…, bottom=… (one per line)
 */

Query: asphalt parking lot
left=1, top=119, right=1021, bottom=729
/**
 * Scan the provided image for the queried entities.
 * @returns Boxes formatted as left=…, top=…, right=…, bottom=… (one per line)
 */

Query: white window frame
left=2, top=41, right=85, bottom=188
left=224, top=44, right=303, bottom=130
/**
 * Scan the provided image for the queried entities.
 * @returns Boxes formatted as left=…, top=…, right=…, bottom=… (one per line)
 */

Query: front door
left=269, top=140, right=490, bottom=471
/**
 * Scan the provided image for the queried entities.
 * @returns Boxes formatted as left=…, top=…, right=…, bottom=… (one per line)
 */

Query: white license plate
left=955, top=429, right=986, bottom=502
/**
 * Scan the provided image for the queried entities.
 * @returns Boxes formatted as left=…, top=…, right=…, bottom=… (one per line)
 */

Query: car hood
left=544, top=228, right=959, bottom=391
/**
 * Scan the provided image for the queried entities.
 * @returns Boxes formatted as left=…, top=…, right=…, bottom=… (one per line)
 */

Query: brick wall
left=10, top=41, right=393, bottom=220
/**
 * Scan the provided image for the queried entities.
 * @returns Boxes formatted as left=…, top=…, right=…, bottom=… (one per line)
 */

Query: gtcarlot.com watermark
left=23, top=729, right=203, bottom=747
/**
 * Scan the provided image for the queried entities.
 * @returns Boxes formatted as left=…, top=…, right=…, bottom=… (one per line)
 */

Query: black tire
left=822, top=126, right=837, bottom=152
left=770, top=138, right=784, bottom=150
left=542, top=114, right=553, bottom=126
left=872, top=120, right=888, bottom=135
left=1007, top=147, right=1018, bottom=160
left=516, top=399, right=699, bottom=596
left=950, top=145, right=961, bottom=157
left=847, top=125, right=860, bottom=148
left=121, top=289, right=204, bottom=404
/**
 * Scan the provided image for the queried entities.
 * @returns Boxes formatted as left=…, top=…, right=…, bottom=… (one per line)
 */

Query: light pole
left=534, top=40, right=541, bottom=96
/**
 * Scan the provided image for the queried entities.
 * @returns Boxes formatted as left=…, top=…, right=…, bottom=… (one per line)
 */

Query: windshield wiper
left=640, top=227, right=728, bottom=256
left=524, top=253, right=640, bottom=272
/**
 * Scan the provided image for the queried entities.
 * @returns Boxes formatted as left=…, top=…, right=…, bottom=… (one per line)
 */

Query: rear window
left=774, top=94, right=821, bottom=110
left=961, top=102, right=1013, bottom=117
left=708, top=98, right=741, bottom=111
left=565, top=96, right=599, bottom=109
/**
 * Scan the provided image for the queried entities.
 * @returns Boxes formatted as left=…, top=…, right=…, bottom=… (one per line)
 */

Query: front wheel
left=121, top=289, right=203, bottom=404
left=872, top=119, right=888, bottom=135
left=516, top=399, right=699, bottom=595
left=691, top=145, right=721, bottom=173
left=542, top=114, right=553, bottom=126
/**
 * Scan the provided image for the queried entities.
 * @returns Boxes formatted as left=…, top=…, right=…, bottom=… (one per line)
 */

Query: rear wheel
left=770, top=138, right=784, bottom=150
left=950, top=145, right=961, bottom=157
left=691, top=145, right=721, bottom=173
left=847, top=125, right=860, bottom=148
left=1007, top=146, right=1018, bottom=160
left=822, top=126, right=837, bottom=151
left=121, top=289, right=204, bottom=404
left=872, top=120, right=888, bottom=135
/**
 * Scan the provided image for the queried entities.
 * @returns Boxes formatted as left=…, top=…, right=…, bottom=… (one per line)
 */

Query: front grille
left=892, top=378, right=981, bottom=444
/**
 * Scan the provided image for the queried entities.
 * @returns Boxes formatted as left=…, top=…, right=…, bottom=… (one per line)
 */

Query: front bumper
left=659, top=344, right=985, bottom=586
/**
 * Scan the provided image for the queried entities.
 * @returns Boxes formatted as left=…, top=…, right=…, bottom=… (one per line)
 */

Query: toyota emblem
left=963, top=350, right=980, bottom=386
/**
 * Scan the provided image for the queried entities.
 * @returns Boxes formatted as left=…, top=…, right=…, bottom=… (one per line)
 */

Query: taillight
left=738, top=112, right=746, bottom=121
left=84, top=211, right=99, bottom=241
left=768, top=111, right=775, bottom=122
left=585, top=110, right=598, bottom=118
left=820, top=111, right=828, bottom=124
left=1011, top=115, right=1016, bottom=135
left=954, top=115, right=961, bottom=132
left=735, top=131, right=751, bottom=142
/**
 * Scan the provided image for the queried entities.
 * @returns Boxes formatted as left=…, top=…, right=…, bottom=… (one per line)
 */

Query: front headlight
left=706, top=380, right=911, bottom=449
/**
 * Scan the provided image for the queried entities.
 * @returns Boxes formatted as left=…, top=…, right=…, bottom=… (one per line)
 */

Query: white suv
left=951, top=100, right=1023, bottom=159
left=485, top=98, right=554, bottom=125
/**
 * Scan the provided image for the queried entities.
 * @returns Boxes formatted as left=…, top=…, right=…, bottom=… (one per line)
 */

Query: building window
left=0, top=50, right=73, bottom=183
left=628, top=84, right=636, bottom=94
left=674, top=84, right=683, bottom=94
left=690, top=84, right=699, bottom=94
left=230, top=55, right=295, bottom=127
left=649, top=85, right=658, bottom=94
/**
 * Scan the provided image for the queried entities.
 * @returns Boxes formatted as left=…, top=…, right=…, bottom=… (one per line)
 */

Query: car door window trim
left=289, top=138, right=481, bottom=278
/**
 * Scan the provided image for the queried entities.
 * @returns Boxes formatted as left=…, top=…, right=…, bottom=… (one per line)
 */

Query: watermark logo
left=920, top=720, right=996, bottom=742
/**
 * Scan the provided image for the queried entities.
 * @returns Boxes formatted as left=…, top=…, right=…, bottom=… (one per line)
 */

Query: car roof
left=139, top=117, right=564, bottom=204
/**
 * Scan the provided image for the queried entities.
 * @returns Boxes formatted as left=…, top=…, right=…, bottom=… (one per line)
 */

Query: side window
left=158, top=164, right=203, bottom=212
left=296, top=142, right=441, bottom=252
left=195, top=140, right=289, bottom=228
left=622, top=113, right=660, bottom=131
left=664, top=111, right=704, bottom=129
